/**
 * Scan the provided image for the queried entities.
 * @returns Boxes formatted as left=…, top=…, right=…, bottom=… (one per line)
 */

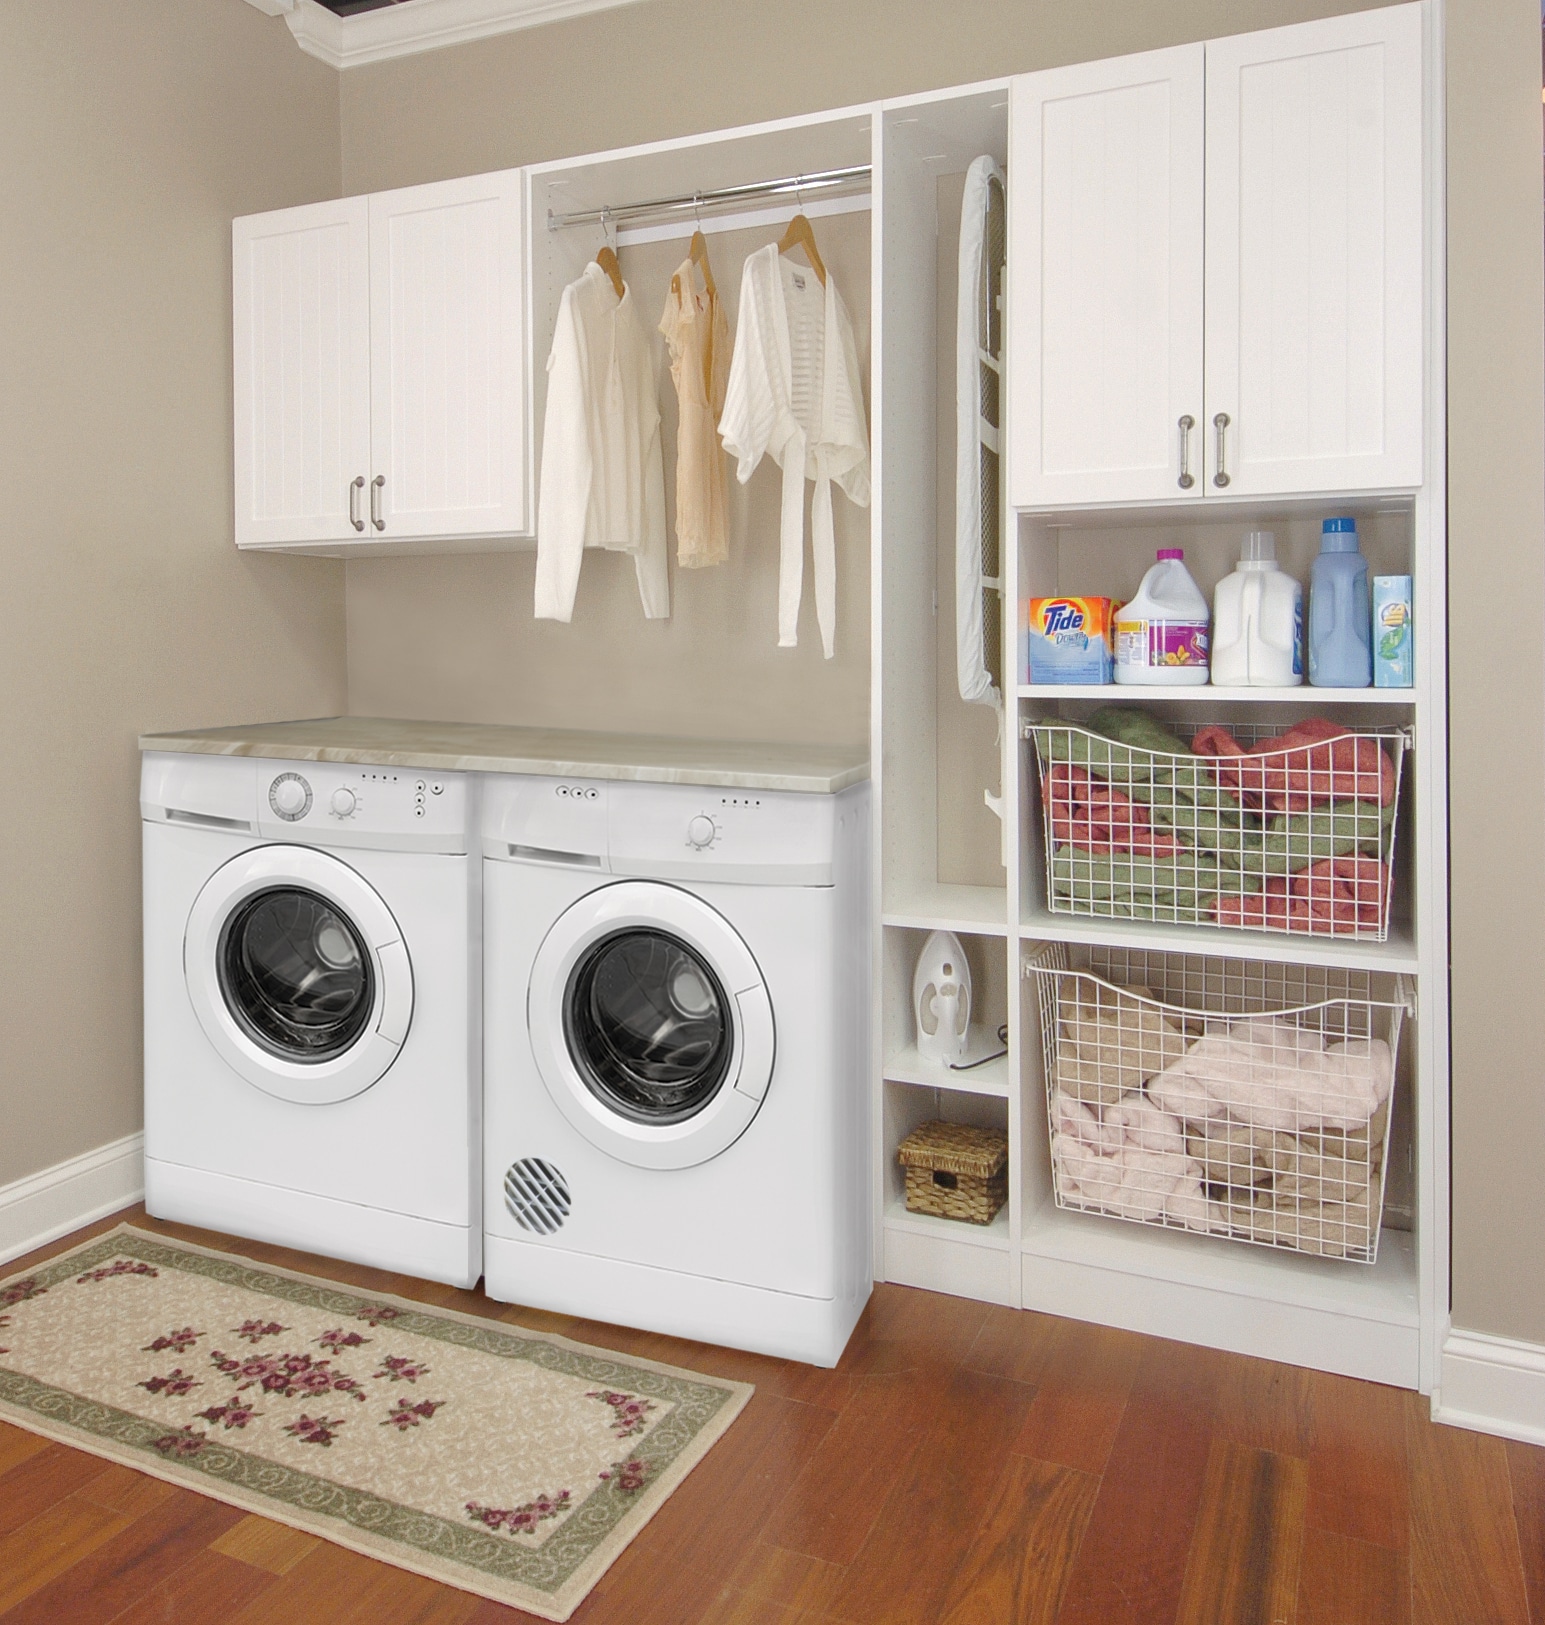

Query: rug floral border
left=0, top=1226, right=754, bottom=1618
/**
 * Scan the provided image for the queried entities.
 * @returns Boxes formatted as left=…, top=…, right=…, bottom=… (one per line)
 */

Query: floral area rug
left=0, top=1225, right=751, bottom=1619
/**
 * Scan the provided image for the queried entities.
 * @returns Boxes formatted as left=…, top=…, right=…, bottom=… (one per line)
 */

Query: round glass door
left=218, top=888, right=375, bottom=1062
left=564, top=929, right=732, bottom=1124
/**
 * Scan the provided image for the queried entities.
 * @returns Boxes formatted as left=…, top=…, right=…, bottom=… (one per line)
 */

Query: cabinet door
left=1204, top=4, right=1423, bottom=496
left=1008, top=46, right=1205, bottom=508
left=232, top=198, right=371, bottom=548
left=368, top=170, right=527, bottom=540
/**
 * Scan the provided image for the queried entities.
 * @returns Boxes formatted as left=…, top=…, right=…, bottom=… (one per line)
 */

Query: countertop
left=138, top=717, right=870, bottom=795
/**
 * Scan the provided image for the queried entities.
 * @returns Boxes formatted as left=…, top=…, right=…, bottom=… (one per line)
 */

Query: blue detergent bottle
left=1308, top=517, right=1372, bottom=687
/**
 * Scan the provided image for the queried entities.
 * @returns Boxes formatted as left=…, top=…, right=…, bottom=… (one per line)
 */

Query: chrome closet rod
left=545, top=164, right=872, bottom=232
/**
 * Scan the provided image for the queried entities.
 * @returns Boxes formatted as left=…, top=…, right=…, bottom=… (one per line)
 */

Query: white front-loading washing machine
left=141, top=750, right=480, bottom=1287
left=481, top=774, right=871, bottom=1366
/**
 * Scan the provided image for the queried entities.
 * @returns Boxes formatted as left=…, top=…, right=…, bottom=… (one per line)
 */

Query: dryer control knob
left=268, top=773, right=311, bottom=820
left=687, top=814, right=717, bottom=850
left=330, top=787, right=357, bottom=818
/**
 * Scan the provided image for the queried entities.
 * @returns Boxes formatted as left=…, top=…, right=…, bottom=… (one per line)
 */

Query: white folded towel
left=1147, top=1017, right=1392, bottom=1133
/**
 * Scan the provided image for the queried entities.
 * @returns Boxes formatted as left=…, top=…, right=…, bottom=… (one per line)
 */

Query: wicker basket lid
left=896, top=1120, right=1008, bottom=1179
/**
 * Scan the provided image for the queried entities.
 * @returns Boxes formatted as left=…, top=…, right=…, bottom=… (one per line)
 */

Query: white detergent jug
left=1114, top=549, right=1210, bottom=686
left=913, top=931, right=971, bottom=1065
left=1210, top=531, right=1303, bottom=687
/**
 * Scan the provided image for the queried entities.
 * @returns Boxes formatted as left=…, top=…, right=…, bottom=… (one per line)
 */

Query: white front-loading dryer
left=141, top=750, right=480, bottom=1287
left=481, top=773, right=871, bottom=1366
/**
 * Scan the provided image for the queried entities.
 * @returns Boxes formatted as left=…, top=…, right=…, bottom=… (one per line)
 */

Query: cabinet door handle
left=1212, top=413, right=1232, bottom=488
left=1177, top=415, right=1196, bottom=489
left=370, top=475, right=385, bottom=531
left=349, top=476, right=365, bottom=532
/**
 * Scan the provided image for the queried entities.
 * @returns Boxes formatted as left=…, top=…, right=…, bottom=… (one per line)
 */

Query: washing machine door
left=527, top=881, right=775, bottom=1170
left=184, top=845, right=413, bottom=1104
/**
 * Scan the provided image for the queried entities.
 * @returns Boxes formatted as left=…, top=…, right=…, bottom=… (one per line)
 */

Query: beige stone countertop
left=138, top=717, right=870, bottom=795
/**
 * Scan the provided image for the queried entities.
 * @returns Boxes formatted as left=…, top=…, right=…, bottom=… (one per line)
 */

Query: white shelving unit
left=242, top=2, right=1446, bottom=1391
left=869, top=3, right=1447, bottom=1395
left=1016, top=684, right=1416, bottom=705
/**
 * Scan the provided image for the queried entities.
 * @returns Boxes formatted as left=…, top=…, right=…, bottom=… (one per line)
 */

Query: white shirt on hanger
left=535, top=260, right=669, bottom=623
left=719, top=242, right=869, bottom=659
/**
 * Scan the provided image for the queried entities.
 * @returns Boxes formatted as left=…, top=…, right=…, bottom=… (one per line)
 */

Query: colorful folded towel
left=1212, top=857, right=1391, bottom=936
left=1192, top=718, right=1396, bottom=812
left=1050, top=847, right=1259, bottom=921
left=1045, top=763, right=1181, bottom=857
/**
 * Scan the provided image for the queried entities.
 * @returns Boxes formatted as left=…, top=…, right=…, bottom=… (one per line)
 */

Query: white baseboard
left=1434, top=1328, right=1545, bottom=1447
left=0, top=1134, right=144, bottom=1268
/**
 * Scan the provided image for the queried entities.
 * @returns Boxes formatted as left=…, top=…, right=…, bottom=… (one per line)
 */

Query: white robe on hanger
left=535, top=261, right=669, bottom=623
left=719, top=243, right=869, bottom=659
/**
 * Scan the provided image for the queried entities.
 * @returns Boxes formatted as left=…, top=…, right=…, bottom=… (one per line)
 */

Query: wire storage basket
left=1026, top=709, right=1409, bottom=941
left=1024, top=942, right=1411, bottom=1263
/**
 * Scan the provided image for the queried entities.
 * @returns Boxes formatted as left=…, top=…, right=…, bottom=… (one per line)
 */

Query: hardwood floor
left=0, top=1206, right=1539, bottom=1625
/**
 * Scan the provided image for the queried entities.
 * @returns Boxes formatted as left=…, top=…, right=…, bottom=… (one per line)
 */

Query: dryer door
left=527, top=881, right=775, bottom=1170
left=184, top=845, right=413, bottom=1104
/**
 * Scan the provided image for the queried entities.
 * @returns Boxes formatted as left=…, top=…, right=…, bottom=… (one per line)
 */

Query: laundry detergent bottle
left=1308, top=517, right=1372, bottom=687
left=1209, top=531, right=1303, bottom=687
left=1114, top=548, right=1210, bottom=685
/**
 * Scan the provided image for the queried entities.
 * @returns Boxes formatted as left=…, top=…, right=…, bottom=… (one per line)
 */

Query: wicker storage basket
left=898, top=1121, right=1008, bottom=1225
left=1025, top=941, right=1410, bottom=1263
left=1026, top=714, right=1409, bottom=943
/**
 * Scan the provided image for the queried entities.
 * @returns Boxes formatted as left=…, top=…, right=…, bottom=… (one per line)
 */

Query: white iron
left=913, top=930, right=971, bottom=1065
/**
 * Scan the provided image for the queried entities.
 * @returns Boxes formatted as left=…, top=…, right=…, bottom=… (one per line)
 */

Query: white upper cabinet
left=1204, top=6, right=1423, bottom=496
left=1008, top=46, right=1205, bottom=508
left=368, top=171, right=526, bottom=541
left=233, top=169, right=527, bottom=552
left=1007, top=3, right=1423, bottom=509
left=233, top=199, right=371, bottom=548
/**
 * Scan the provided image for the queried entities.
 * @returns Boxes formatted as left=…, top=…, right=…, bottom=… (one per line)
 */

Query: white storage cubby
left=882, top=1080, right=1014, bottom=1305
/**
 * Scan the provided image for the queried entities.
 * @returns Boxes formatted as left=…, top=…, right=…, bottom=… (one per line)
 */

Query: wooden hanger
left=776, top=211, right=826, bottom=287
left=595, top=207, right=625, bottom=300
left=595, top=244, right=625, bottom=300
left=688, top=227, right=716, bottom=298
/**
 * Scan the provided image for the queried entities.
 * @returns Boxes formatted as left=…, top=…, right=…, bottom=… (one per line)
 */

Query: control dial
left=330, top=786, right=357, bottom=819
left=268, top=772, right=312, bottom=821
left=686, top=814, right=718, bottom=850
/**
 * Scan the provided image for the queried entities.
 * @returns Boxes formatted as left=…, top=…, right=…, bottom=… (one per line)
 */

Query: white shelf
left=884, top=1197, right=1011, bottom=1251
left=1019, top=1196, right=1418, bottom=1386
left=883, top=1031, right=1010, bottom=1097
left=1018, top=902, right=1418, bottom=975
left=1016, top=683, right=1415, bottom=704
left=882, top=883, right=1009, bottom=936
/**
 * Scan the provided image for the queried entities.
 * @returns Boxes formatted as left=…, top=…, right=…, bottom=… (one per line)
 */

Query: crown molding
left=269, top=0, right=648, bottom=71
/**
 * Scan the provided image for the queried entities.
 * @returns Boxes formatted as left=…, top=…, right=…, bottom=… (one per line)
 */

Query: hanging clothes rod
left=546, top=164, right=872, bottom=232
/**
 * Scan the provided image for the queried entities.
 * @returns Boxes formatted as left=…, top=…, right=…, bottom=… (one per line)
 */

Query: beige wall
left=0, top=0, right=347, bottom=1188
left=1445, top=0, right=1545, bottom=1343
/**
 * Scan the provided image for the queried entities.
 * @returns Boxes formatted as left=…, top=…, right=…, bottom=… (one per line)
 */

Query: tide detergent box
left=1021, top=597, right=1116, bottom=684
left=1372, top=576, right=1414, bottom=688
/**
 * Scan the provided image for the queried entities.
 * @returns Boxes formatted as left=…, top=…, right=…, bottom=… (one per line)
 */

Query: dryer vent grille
left=504, top=1158, right=571, bottom=1235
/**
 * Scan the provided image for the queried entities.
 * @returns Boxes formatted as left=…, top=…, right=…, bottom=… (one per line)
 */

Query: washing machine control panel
left=257, top=763, right=469, bottom=849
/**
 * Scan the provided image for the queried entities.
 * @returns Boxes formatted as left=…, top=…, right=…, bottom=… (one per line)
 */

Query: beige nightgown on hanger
left=658, top=258, right=730, bottom=568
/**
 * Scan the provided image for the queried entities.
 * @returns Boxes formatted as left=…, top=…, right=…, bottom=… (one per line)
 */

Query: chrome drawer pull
left=1213, top=413, right=1232, bottom=488
left=1177, top=415, right=1196, bottom=489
